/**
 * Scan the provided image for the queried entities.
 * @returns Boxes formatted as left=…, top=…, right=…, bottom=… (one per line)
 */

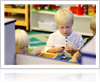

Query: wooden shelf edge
left=5, top=8, right=26, bottom=13
left=31, top=27, right=58, bottom=32
left=32, top=10, right=93, bottom=18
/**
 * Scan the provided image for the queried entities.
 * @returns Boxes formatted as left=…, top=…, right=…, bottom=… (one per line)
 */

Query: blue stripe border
left=5, top=20, right=16, bottom=25
left=80, top=52, right=96, bottom=58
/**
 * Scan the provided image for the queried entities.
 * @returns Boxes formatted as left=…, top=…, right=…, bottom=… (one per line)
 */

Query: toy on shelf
left=77, top=4, right=84, bottom=15
left=70, top=6, right=77, bottom=14
left=32, top=4, right=39, bottom=12
left=32, top=4, right=60, bottom=12
left=88, top=5, right=95, bottom=16
left=94, top=5, right=96, bottom=14
left=70, top=4, right=96, bottom=16
left=82, top=4, right=88, bottom=15
left=70, top=4, right=84, bottom=15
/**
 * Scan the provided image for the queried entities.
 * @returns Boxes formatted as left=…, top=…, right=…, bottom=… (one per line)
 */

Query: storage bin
left=38, top=20, right=57, bottom=30
left=38, top=51, right=58, bottom=59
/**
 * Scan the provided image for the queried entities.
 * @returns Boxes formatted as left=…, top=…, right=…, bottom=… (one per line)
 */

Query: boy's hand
left=65, top=45, right=73, bottom=53
left=54, top=46, right=65, bottom=52
left=27, top=51, right=33, bottom=55
left=69, top=58, right=78, bottom=63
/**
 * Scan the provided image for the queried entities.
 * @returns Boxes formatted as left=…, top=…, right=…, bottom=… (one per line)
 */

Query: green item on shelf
left=32, top=8, right=57, bottom=13
left=52, top=9, right=57, bottom=12
left=32, top=8, right=38, bottom=12
left=88, top=15, right=94, bottom=16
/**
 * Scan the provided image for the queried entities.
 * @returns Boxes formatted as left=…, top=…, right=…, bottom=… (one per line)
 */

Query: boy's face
left=16, top=45, right=29, bottom=54
left=58, top=23, right=73, bottom=36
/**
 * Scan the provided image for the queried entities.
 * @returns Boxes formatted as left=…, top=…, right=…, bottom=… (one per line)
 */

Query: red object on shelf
left=70, top=6, right=77, bottom=14
left=49, top=4, right=55, bottom=10
left=55, top=5, right=60, bottom=10
left=94, top=5, right=96, bottom=14
left=39, top=4, right=47, bottom=9
left=33, top=4, right=39, bottom=10
left=77, top=4, right=84, bottom=15
left=82, top=5, right=88, bottom=15
left=5, top=12, right=9, bottom=16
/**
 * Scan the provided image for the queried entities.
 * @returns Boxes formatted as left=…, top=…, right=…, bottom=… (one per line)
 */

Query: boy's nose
left=64, top=28, right=67, bottom=32
left=23, top=48, right=26, bottom=52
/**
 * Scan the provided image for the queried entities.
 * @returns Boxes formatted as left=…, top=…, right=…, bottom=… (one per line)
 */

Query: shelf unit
left=30, top=4, right=93, bottom=36
left=5, top=4, right=29, bottom=31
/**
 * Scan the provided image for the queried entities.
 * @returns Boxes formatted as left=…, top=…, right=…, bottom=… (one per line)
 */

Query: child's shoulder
left=72, top=31, right=82, bottom=36
left=50, top=30, right=60, bottom=36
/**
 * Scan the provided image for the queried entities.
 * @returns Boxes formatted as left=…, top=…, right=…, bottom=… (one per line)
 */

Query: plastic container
left=38, top=20, right=57, bottom=30
left=77, top=4, right=83, bottom=15
left=88, top=5, right=94, bottom=16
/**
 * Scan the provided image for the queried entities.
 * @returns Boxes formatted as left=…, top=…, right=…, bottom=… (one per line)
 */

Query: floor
left=28, top=31, right=52, bottom=50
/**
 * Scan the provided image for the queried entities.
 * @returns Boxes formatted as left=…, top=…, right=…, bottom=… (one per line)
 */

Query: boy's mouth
left=64, top=33, right=67, bottom=35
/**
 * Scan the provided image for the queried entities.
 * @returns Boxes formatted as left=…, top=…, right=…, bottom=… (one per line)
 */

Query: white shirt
left=43, top=30, right=84, bottom=55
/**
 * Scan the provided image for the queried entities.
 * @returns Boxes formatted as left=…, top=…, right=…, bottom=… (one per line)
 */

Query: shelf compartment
left=5, top=14, right=25, bottom=21
left=33, top=10, right=93, bottom=18
left=5, top=14, right=27, bottom=26
left=4, top=4, right=29, bottom=31
left=5, top=8, right=26, bottom=14
left=38, top=10, right=56, bottom=15
left=31, top=27, right=58, bottom=32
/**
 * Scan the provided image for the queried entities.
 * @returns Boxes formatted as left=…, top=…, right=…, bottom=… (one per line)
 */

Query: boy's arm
left=70, top=51, right=82, bottom=62
left=43, top=34, right=54, bottom=52
left=72, top=48, right=79, bottom=53
left=27, top=47, right=41, bottom=55
left=47, top=47, right=64, bottom=53
left=65, top=45, right=79, bottom=53
left=31, top=47, right=41, bottom=55
left=47, top=47, right=57, bottom=53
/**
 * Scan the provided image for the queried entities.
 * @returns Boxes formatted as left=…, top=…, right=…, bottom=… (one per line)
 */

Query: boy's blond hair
left=90, top=14, right=96, bottom=31
left=15, top=29, right=29, bottom=47
left=54, top=8, right=74, bottom=25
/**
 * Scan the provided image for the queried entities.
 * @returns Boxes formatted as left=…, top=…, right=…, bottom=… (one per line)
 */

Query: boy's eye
left=20, top=47, right=24, bottom=49
left=26, top=46, right=28, bottom=48
left=61, top=27, right=64, bottom=29
left=66, top=26, right=70, bottom=28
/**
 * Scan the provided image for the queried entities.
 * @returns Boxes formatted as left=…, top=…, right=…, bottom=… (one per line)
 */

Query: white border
left=1, top=69, right=99, bottom=82
left=1, top=1, right=99, bottom=68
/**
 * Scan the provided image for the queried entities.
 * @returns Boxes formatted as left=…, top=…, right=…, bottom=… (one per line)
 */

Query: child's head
left=90, top=14, right=96, bottom=35
left=15, top=29, right=29, bottom=54
left=54, top=8, right=74, bottom=36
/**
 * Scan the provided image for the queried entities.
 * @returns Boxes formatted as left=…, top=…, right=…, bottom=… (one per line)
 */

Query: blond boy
left=15, top=29, right=41, bottom=55
left=70, top=14, right=96, bottom=62
left=43, top=8, right=84, bottom=56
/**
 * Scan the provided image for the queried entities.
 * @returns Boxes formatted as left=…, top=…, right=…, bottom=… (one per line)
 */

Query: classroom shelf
left=37, top=10, right=93, bottom=18
left=4, top=4, right=30, bottom=30
left=30, top=4, right=93, bottom=36
left=38, top=10, right=56, bottom=15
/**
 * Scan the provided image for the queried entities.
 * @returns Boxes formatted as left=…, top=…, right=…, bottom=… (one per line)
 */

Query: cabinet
left=4, top=4, right=29, bottom=31
left=4, top=18, right=16, bottom=65
left=30, top=4, right=93, bottom=36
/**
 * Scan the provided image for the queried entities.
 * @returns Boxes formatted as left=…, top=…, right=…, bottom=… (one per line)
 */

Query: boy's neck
left=66, top=30, right=72, bottom=36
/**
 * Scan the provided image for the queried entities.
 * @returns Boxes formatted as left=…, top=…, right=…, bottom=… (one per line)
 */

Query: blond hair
left=15, top=29, right=29, bottom=47
left=90, top=14, right=96, bottom=31
left=54, top=8, right=74, bottom=25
